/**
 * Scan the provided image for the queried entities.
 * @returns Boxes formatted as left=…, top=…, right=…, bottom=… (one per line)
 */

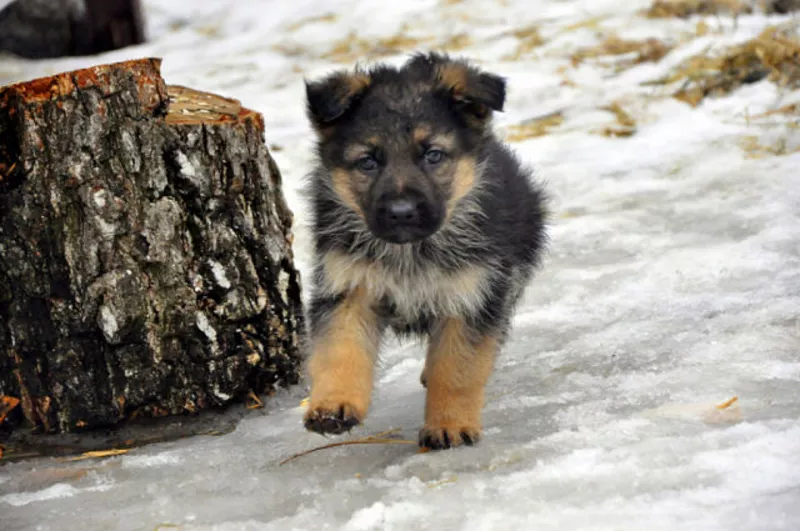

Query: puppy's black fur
left=302, top=53, right=548, bottom=449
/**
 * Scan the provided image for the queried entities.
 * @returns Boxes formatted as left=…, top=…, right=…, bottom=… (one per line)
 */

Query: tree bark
left=0, top=58, right=304, bottom=434
left=0, top=0, right=145, bottom=59
left=768, top=0, right=800, bottom=13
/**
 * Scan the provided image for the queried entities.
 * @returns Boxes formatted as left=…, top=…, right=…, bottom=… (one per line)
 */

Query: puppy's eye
left=424, top=149, right=445, bottom=165
left=356, top=156, right=378, bottom=172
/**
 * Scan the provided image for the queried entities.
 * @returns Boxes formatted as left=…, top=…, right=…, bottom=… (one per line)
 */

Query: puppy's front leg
left=419, top=318, right=497, bottom=449
left=304, top=287, right=381, bottom=435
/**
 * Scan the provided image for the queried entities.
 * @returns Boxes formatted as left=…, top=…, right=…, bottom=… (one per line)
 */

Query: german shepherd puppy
left=302, top=53, right=547, bottom=450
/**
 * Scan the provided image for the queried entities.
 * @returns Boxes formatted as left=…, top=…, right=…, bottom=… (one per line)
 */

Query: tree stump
left=768, top=0, right=800, bottom=13
left=0, top=58, right=304, bottom=435
left=0, top=0, right=146, bottom=59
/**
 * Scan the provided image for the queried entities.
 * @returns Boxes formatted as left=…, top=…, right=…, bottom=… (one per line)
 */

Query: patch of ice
left=0, top=481, right=113, bottom=508
left=122, top=453, right=184, bottom=469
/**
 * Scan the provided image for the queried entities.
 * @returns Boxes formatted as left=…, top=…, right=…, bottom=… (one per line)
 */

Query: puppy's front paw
left=418, top=424, right=481, bottom=450
left=304, top=401, right=364, bottom=435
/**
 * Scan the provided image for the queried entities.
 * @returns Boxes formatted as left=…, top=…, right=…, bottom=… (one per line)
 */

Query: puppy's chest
left=322, top=251, right=488, bottom=323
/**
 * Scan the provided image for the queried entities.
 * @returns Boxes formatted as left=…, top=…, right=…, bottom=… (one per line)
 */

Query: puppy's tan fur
left=304, top=287, right=380, bottom=426
left=420, top=318, right=497, bottom=446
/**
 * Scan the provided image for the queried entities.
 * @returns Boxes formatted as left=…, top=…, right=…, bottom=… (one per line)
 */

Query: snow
left=0, top=482, right=113, bottom=508
left=1, top=0, right=799, bottom=530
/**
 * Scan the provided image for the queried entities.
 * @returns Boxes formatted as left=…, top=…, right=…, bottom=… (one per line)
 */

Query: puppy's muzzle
left=372, top=191, right=440, bottom=244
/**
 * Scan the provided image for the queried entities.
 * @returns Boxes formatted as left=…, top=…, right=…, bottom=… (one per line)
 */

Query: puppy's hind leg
left=304, top=287, right=381, bottom=435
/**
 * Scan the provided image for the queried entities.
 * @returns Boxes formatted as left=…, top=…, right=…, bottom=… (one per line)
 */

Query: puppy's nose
left=376, top=193, right=424, bottom=229
left=385, top=198, right=419, bottom=225
left=372, top=191, right=439, bottom=243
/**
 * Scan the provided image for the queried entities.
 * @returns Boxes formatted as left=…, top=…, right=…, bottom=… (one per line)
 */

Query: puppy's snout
left=383, top=197, right=420, bottom=225
left=372, top=191, right=439, bottom=243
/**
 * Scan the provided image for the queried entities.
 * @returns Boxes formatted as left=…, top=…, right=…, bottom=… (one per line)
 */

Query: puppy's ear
left=418, top=53, right=506, bottom=123
left=305, top=70, right=371, bottom=130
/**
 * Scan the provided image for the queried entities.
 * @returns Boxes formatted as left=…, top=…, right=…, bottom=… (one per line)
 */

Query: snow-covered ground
left=2, top=0, right=800, bottom=529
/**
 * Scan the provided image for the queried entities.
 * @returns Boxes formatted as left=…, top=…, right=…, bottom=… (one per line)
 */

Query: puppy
left=302, top=52, right=548, bottom=450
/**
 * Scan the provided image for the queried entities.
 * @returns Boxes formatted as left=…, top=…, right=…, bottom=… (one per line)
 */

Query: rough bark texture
left=0, top=58, right=303, bottom=434
left=0, top=0, right=145, bottom=59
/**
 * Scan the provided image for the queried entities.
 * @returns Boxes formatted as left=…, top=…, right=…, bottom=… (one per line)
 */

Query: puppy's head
left=306, top=53, right=505, bottom=244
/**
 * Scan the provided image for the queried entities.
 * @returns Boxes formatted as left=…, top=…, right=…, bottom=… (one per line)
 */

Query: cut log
left=0, top=0, right=146, bottom=59
left=0, top=58, right=304, bottom=434
left=768, top=0, right=800, bottom=13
